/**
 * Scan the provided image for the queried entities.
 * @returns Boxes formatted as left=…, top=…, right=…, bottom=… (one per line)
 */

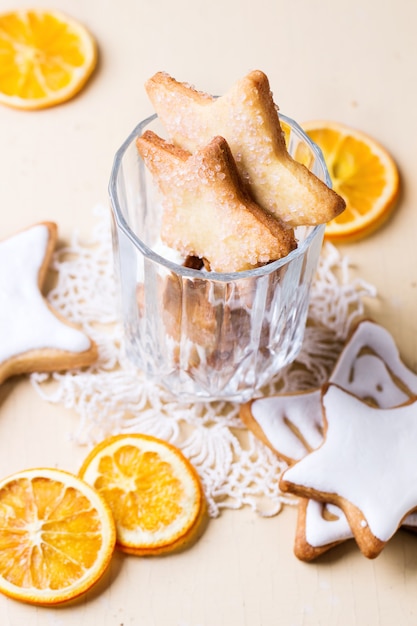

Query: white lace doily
left=31, top=205, right=376, bottom=517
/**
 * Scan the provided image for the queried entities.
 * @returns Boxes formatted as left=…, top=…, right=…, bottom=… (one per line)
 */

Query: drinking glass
left=109, top=113, right=329, bottom=402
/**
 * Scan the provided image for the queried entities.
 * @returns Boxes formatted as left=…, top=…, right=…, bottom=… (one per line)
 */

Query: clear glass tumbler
left=109, top=113, right=329, bottom=403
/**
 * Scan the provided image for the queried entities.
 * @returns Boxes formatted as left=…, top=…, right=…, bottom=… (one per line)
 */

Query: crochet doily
left=31, top=205, right=376, bottom=518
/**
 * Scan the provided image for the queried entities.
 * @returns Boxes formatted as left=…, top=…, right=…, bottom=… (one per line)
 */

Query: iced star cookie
left=241, top=319, right=417, bottom=559
left=0, top=222, right=97, bottom=384
left=240, top=388, right=323, bottom=465
left=145, top=70, right=345, bottom=227
left=294, top=497, right=417, bottom=561
left=240, top=319, right=417, bottom=464
left=136, top=130, right=296, bottom=272
left=294, top=499, right=353, bottom=561
left=280, top=384, right=417, bottom=559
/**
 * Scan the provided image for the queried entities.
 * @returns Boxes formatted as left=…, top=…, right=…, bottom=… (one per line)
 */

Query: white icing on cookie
left=403, top=512, right=417, bottom=528
left=331, top=320, right=417, bottom=405
left=305, top=501, right=352, bottom=547
left=305, top=501, right=417, bottom=549
left=250, top=320, right=417, bottom=463
left=284, top=385, right=417, bottom=542
left=336, top=352, right=409, bottom=407
left=251, top=390, right=322, bottom=461
left=0, top=224, right=91, bottom=364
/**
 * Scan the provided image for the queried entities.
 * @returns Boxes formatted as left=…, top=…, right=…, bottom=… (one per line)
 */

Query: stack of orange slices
left=0, top=435, right=205, bottom=605
left=302, top=121, right=400, bottom=243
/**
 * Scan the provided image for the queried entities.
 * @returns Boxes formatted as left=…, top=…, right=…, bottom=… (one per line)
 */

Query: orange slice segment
left=79, top=434, right=206, bottom=556
left=301, top=121, right=400, bottom=242
left=0, top=9, right=97, bottom=110
left=0, top=468, right=116, bottom=605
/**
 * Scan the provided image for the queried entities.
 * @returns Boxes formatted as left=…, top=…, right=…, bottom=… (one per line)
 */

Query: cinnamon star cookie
left=280, top=384, right=417, bottom=559
left=0, top=222, right=97, bottom=384
left=240, top=319, right=417, bottom=464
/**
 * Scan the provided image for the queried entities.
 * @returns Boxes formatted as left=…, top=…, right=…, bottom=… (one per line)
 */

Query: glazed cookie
left=0, top=222, right=97, bottom=384
left=241, top=319, right=417, bottom=559
left=280, top=384, right=417, bottom=559
left=145, top=70, right=345, bottom=227
left=240, top=319, right=417, bottom=464
left=294, top=499, right=353, bottom=561
left=240, top=388, right=323, bottom=465
left=294, top=496, right=417, bottom=561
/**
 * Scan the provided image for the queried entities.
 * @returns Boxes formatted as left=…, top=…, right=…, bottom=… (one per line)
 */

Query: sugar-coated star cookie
left=145, top=70, right=345, bottom=227
left=280, top=384, right=417, bottom=559
left=0, top=222, right=97, bottom=384
left=136, top=130, right=296, bottom=272
left=240, top=319, right=417, bottom=464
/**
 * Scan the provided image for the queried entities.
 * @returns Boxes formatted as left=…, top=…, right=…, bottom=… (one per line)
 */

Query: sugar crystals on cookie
left=136, top=130, right=296, bottom=272
left=145, top=70, right=346, bottom=227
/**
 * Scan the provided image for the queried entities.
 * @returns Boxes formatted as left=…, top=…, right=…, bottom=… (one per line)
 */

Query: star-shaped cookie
left=145, top=70, right=345, bottom=227
left=240, top=319, right=417, bottom=559
left=295, top=495, right=417, bottom=561
left=0, top=222, right=97, bottom=384
left=294, top=499, right=353, bottom=561
left=136, top=130, right=296, bottom=272
left=240, top=319, right=417, bottom=464
left=280, top=384, right=417, bottom=558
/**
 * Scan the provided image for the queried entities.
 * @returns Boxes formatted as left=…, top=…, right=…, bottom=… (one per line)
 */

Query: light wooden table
left=1, top=0, right=417, bottom=624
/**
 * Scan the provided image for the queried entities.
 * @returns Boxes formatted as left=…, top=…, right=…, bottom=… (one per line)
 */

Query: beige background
left=1, top=0, right=417, bottom=624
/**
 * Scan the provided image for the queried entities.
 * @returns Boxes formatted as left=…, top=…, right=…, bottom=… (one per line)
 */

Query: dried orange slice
left=79, top=434, right=206, bottom=556
left=0, top=468, right=115, bottom=605
left=302, top=121, right=400, bottom=242
left=0, top=9, right=97, bottom=110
